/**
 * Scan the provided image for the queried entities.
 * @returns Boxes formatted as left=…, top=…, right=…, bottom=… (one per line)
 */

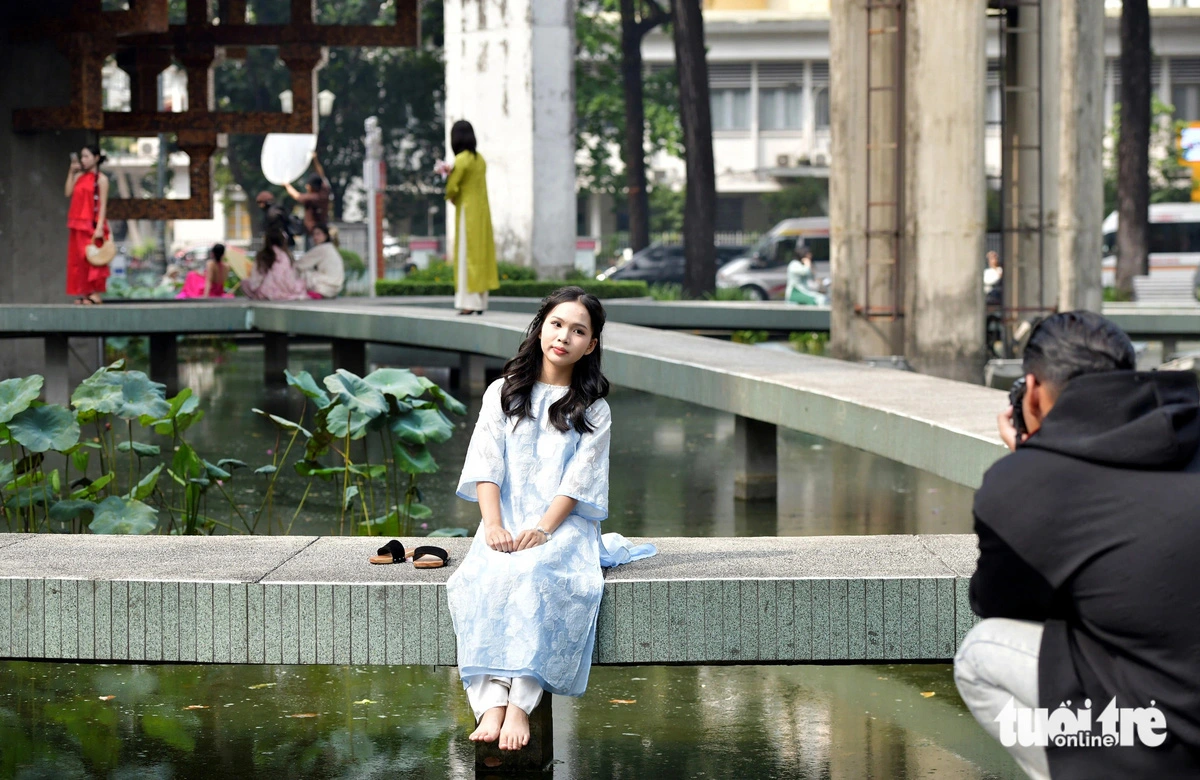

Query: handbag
left=85, top=171, right=116, bottom=267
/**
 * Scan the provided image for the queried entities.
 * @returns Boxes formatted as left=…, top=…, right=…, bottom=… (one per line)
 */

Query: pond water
left=2, top=340, right=1013, bottom=778
left=1, top=661, right=1021, bottom=779
left=160, top=343, right=976, bottom=538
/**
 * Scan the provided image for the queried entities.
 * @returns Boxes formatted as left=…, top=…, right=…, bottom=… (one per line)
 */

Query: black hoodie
left=970, top=370, right=1200, bottom=779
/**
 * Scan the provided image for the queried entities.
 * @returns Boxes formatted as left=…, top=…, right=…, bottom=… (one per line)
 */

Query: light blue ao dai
left=447, top=378, right=654, bottom=697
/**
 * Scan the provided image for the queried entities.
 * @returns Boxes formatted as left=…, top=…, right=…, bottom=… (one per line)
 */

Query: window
left=814, top=88, right=830, bottom=129
left=1149, top=222, right=1200, bottom=254
left=760, top=88, right=803, bottom=130
left=1172, top=84, right=1200, bottom=121
left=224, top=201, right=252, bottom=241
left=711, top=89, right=750, bottom=131
left=986, top=85, right=1002, bottom=126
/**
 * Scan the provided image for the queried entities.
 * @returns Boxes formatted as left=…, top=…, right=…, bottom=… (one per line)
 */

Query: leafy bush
left=732, top=330, right=769, bottom=345
left=789, top=331, right=829, bottom=355
left=376, top=279, right=650, bottom=299
left=498, top=262, right=537, bottom=281
left=405, top=259, right=536, bottom=283
left=339, top=248, right=366, bottom=276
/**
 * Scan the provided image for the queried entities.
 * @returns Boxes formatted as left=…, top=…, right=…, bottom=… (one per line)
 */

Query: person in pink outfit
left=176, top=243, right=233, bottom=299
left=241, top=230, right=308, bottom=301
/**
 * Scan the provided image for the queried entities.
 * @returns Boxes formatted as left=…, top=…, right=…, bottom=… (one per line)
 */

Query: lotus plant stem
left=378, top=430, right=395, bottom=513
left=339, top=430, right=351, bottom=536
left=402, top=473, right=417, bottom=538
left=214, top=481, right=254, bottom=534
left=360, top=477, right=371, bottom=533
left=285, top=480, right=314, bottom=536
left=94, top=420, right=106, bottom=476
left=252, top=427, right=300, bottom=535
left=127, top=421, right=135, bottom=493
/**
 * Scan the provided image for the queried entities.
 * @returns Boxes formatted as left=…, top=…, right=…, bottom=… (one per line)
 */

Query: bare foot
left=498, top=702, right=530, bottom=751
left=469, top=706, right=505, bottom=743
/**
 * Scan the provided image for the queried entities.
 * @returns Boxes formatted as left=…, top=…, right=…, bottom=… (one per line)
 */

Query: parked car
left=596, top=243, right=750, bottom=286
left=716, top=218, right=831, bottom=300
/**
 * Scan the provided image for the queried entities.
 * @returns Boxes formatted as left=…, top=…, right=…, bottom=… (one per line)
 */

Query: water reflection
left=0, top=661, right=1020, bottom=779
left=163, top=344, right=976, bottom=538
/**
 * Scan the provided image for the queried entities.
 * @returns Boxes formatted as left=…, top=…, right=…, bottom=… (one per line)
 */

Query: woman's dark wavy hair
left=500, top=287, right=610, bottom=434
left=255, top=229, right=290, bottom=274
left=450, top=120, right=477, bottom=156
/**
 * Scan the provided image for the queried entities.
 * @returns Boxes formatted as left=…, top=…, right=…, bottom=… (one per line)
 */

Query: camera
left=1009, top=376, right=1027, bottom=440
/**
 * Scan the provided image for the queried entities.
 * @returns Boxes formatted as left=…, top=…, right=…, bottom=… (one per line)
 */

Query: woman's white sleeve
left=455, top=381, right=507, bottom=502
left=557, top=400, right=610, bottom=521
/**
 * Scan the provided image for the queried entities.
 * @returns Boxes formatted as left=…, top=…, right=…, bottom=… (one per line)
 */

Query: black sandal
left=368, top=539, right=411, bottom=565
left=411, top=545, right=449, bottom=569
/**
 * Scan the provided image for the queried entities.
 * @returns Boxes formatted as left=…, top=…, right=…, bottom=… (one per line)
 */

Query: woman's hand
left=93, top=226, right=105, bottom=242
left=513, top=529, right=548, bottom=552
left=434, top=159, right=452, bottom=178
left=484, top=522, right=514, bottom=552
left=69, top=159, right=81, bottom=175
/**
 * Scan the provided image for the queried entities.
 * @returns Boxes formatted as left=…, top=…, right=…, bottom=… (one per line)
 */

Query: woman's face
left=312, top=228, right=328, bottom=245
left=540, top=300, right=597, bottom=370
left=79, top=148, right=96, bottom=171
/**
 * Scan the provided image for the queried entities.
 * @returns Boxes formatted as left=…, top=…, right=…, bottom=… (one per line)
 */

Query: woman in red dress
left=64, top=144, right=111, bottom=304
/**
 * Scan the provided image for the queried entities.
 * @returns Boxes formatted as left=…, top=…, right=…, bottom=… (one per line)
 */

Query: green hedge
left=404, top=259, right=537, bottom=284
left=376, top=279, right=649, bottom=299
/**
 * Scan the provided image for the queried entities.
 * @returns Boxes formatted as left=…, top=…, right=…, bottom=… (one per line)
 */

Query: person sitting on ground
left=954, top=310, right=1200, bottom=780
left=256, top=190, right=295, bottom=249
left=176, top=243, right=232, bottom=299
left=984, top=250, right=1003, bottom=306
left=786, top=247, right=826, bottom=306
left=294, top=223, right=344, bottom=299
left=241, top=230, right=308, bottom=301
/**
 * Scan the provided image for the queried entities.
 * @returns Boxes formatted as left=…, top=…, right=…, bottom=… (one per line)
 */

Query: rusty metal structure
left=10, top=0, right=418, bottom=221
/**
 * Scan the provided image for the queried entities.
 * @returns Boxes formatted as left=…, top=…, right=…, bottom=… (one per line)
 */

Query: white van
left=1101, top=203, right=1200, bottom=287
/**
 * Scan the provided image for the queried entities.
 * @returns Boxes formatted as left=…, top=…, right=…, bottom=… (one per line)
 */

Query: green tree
left=760, top=178, right=828, bottom=224
left=1103, top=96, right=1193, bottom=217
left=215, top=0, right=445, bottom=234
left=576, top=2, right=681, bottom=228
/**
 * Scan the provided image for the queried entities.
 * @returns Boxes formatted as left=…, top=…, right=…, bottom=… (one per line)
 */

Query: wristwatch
left=536, top=527, right=552, bottom=541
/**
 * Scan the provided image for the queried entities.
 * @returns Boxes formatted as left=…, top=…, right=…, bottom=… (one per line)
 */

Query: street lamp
left=278, top=89, right=293, bottom=114
left=317, top=89, right=336, bottom=117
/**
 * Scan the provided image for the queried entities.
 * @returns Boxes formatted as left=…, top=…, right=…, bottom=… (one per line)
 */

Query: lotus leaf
left=406, top=502, right=433, bottom=520
left=89, top=496, right=158, bottom=535
left=129, top=464, right=164, bottom=501
left=285, top=370, right=331, bottom=408
left=0, top=376, right=44, bottom=424
left=293, top=461, right=339, bottom=481
left=390, top=408, right=454, bottom=445
left=8, top=405, right=80, bottom=453
left=393, top=443, right=438, bottom=475
left=343, top=485, right=359, bottom=509
left=363, top=368, right=426, bottom=401
left=418, top=377, right=468, bottom=416
left=254, top=465, right=277, bottom=476
left=427, top=527, right=469, bottom=537
left=117, top=441, right=161, bottom=458
left=5, top=486, right=54, bottom=510
left=251, top=409, right=311, bottom=438
left=202, top=460, right=231, bottom=480
left=216, top=459, right=248, bottom=471
left=108, top=371, right=171, bottom=421
left=324, top=405, right=371, bottom=440
left=324, top=370, right=387, bottom=418
left=48, top=499, right=98, bottom=523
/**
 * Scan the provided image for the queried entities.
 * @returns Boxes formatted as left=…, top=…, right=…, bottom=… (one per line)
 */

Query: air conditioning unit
left=775, top=154, right=793, bottom=168
left=138, top=138, right=159, bottom=158
left=810, top=150, right=832, bottom=168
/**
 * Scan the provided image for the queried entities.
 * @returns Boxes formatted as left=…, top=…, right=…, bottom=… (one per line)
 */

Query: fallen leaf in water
left=98, top=695, right=115, bottom=701
left=183, top=705, right=209, bottom=710
left=609, top=699, right=637, bottom=705
left=287, top=713, right=319, bottom=718
left=876, top=676, right=889, bottom=680
left=920, top=692, right=936, bottom=698
left=352, top=699, right=378, bottom=705
left=248, top=683, right=276, bottom=690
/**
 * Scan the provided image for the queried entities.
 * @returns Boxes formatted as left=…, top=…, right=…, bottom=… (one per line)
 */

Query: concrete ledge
left=0, top=533, right=980, bottom=666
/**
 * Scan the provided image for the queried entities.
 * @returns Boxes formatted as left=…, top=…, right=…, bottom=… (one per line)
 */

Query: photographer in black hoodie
left=954, top=311, right=1200, bottom=779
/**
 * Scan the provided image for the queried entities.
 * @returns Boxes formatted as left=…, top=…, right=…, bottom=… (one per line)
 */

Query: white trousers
left=454, top=208, right=488, bottom=312
left=465, top=674, right=544, bottom=721
left=954, top=618, right=1050, bottom=780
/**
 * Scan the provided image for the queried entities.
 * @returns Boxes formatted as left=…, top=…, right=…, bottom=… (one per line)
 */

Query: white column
left=443, top=0, right=576, bottom=277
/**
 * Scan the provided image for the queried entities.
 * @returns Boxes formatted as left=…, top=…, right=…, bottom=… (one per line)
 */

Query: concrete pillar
left=0, top=0, right=85, bottom=380
left=474, top=695, right=553, bottom=772
left=1057, top=0, right=1105, bottom=313
left=734, top=415, right=777, bottom=501
left=443, top=0, right=575, bottom=278
left=903, top=0, right=987, bottom=381
left=149, top=334, right=179, bottom=397
left=458, top=353, right=488, bottom=396
left=263, top=333, right=289, bottom=388
left=331, top=338, right=366, bottom=377
left=43, top=336, right=70, bottom=407
left=1000, top=0, right=1061, bottom=319
left=830, top=0, right=904, bottom=362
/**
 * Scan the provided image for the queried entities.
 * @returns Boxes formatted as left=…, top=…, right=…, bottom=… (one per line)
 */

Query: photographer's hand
left=998, top=405, right=1023, bottom=451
